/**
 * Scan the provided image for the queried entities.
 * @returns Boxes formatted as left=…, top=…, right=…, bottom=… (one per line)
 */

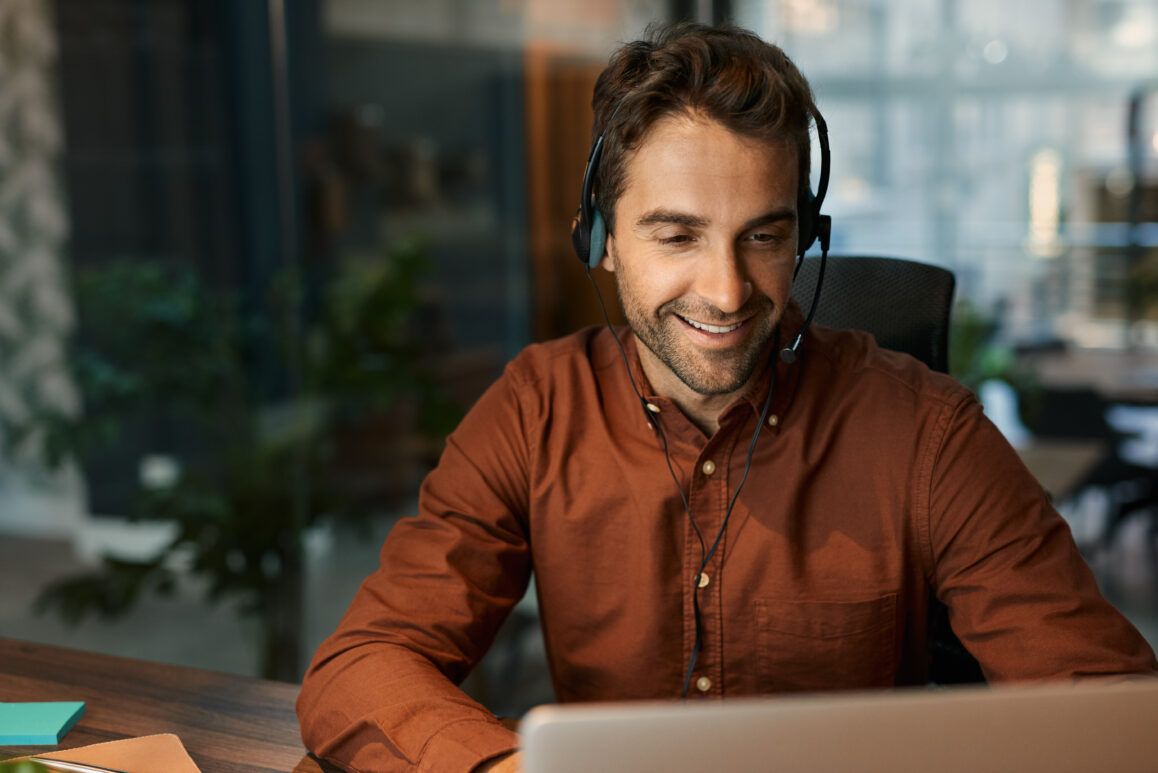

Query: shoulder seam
left=917, top=391, right=974, bottom=588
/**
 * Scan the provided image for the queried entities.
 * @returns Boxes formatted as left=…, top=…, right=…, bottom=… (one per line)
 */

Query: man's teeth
left=684, top=317, right=742, bottom=334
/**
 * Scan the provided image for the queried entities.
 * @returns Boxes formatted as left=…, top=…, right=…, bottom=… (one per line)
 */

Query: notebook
left=521, top=679, right=1158, bottom=773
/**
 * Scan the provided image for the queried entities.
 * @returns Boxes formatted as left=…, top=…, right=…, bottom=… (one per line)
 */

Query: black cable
left=680, top=374, right=775, bottom=697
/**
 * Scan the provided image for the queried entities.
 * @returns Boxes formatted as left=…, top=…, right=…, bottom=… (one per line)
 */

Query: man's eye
left=658, top=234, right=694, bottom=246
left=748, top=232, right=787, bottom=245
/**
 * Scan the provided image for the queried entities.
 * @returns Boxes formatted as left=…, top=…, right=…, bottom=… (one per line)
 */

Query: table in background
left=0, top=638, right=331, bottom=772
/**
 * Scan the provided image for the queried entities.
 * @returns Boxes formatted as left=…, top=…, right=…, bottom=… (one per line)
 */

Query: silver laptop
left=521, top=679, right=1158, bottom=773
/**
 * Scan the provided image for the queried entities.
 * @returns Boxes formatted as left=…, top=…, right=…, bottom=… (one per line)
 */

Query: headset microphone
left=779, top=210, right=832, bottom=363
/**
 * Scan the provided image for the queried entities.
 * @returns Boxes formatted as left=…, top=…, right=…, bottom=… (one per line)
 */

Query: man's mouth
left=680, top=316, right=745, bottom=334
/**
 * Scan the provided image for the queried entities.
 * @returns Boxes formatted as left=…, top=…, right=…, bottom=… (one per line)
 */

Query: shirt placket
left=683, top=424, right=739, bottom=698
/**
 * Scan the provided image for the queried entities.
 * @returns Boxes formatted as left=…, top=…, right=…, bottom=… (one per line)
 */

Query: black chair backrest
left=790, top=255, right=982, bottom=684
left=790, top=255, right=956, bottom=373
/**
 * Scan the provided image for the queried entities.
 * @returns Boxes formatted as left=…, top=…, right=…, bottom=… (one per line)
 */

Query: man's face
left=601, top=112, right=799, bottom=402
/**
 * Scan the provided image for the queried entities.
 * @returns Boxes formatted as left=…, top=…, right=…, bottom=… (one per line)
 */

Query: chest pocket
left=755, top=594, right=897, bottom=692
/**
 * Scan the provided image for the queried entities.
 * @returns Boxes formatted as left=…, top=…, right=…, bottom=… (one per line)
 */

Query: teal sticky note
left=0, top=702, right=86, bottom=745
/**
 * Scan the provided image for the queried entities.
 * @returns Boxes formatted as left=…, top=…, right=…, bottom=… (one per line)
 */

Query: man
left=297, top=23, right=1157, bottom=773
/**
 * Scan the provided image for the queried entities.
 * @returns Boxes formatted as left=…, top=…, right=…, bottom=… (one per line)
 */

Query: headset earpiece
left=587, top=210, right=607, bottom=269
left=570, top=209, right=590, bottom=266
left=571, top=203, right=607, bottom=271
left=572, top=101, right=627, bottom=270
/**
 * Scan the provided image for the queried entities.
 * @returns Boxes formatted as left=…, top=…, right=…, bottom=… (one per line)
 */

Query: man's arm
left=297, top=370, right=534, bottom=772
left=926, top=395, right=1157, bottom=680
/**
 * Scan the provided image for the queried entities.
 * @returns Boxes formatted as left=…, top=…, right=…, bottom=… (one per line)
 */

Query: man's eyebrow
left=743, top=207, right=797, bottom=230
left=633, top=210, right=709, bottom=229
left=632, top=207, right=797, bottom=231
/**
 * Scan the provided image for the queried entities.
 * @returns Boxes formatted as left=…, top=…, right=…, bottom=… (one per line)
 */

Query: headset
left=570, top=99, right=833, bottom=363
left=569, top=96, right=834, bottom=698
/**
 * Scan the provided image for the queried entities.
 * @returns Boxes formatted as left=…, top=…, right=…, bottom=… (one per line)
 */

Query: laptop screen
left=521, top=679, right=1158, bottom=773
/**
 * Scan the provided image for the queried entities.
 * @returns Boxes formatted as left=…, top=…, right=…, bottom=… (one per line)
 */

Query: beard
left=616, top=281, right=777, bottom=397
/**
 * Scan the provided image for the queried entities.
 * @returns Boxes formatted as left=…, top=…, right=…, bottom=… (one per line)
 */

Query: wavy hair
left=590, top=22, right=818, bottom=234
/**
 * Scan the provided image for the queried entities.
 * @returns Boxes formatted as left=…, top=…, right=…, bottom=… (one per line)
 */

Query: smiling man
left=297, top=23, right=1157, bottom=773
left=604, top=114, right=798, bottom=432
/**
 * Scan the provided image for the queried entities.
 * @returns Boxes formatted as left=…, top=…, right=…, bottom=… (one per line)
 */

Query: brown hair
left=590, top=22, right=819, bottom=234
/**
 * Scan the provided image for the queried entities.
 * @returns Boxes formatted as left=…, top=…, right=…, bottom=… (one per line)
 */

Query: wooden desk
left=0, top=638, right=329, bottom=772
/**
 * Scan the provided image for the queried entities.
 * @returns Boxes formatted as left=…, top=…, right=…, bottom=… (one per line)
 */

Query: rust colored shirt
left=297, top=306, right=1157, bottom=772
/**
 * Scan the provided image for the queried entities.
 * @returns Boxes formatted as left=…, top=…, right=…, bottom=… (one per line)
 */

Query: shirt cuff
left=419, top=718, right=519, bottom=773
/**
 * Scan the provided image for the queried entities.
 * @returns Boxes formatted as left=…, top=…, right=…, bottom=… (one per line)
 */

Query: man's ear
left=599, top=235, right=616, bottom=273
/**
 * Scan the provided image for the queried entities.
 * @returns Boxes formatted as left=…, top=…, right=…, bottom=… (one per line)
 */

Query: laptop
left=521, top=679, right=1158, bottom=773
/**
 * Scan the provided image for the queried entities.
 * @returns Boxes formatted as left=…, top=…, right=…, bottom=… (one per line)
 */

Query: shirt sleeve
left=297, top=366, right=534, bottom=772
left=925, top=393, right=1158, bottom=681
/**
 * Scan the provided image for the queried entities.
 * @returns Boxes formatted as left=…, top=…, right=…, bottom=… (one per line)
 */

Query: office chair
left=790, top=255, right=955, bottom=372
left=790, top=254, right=984, bottom=685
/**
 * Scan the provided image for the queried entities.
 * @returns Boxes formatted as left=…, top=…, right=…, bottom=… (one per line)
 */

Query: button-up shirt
left=297, top=304, right=1157, bottom=772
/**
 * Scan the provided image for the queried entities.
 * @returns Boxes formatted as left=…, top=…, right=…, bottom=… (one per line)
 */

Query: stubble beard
left=617, top=283, right=777, bottom=397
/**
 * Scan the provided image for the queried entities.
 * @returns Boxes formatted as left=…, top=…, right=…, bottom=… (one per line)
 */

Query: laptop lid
left=521, top=679, right=1158, bottom=773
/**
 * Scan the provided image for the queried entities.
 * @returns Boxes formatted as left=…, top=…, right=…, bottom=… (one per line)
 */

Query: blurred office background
left=1, top=0, right=1157, bottom=714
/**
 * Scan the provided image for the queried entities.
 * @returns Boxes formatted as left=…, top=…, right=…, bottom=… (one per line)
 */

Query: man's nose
left=694, top=244, right=753, bottom=314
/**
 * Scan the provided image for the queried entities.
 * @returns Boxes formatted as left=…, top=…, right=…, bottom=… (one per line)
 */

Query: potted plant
left=3, top=237, right=460, bottom=680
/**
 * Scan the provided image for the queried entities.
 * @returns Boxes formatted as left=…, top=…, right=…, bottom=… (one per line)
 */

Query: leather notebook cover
left=11, top=734, right=201, bottom=773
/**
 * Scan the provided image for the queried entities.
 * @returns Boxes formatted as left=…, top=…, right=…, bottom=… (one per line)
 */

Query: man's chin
left=680, top=376, right=751, bottom=397
left=669, top=347, right=770, bottom=397
left=631, top=314, right=776, bottom=397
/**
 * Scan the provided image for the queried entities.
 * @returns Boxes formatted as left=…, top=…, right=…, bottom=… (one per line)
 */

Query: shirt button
left=701, top=460, right=716, bottom=475
left=646, top=403, right=662, bottom=413
left=767, top=414, right=780, bottom=427
left=696, top=676, right=712, bottom=692
left=697, top=572, right=710, bottom=588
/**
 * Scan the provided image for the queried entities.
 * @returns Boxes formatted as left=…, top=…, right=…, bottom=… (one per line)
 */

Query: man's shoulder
left=504, top=326, right=623, bottom=386
left=804, top=323, right=971, bottom=408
